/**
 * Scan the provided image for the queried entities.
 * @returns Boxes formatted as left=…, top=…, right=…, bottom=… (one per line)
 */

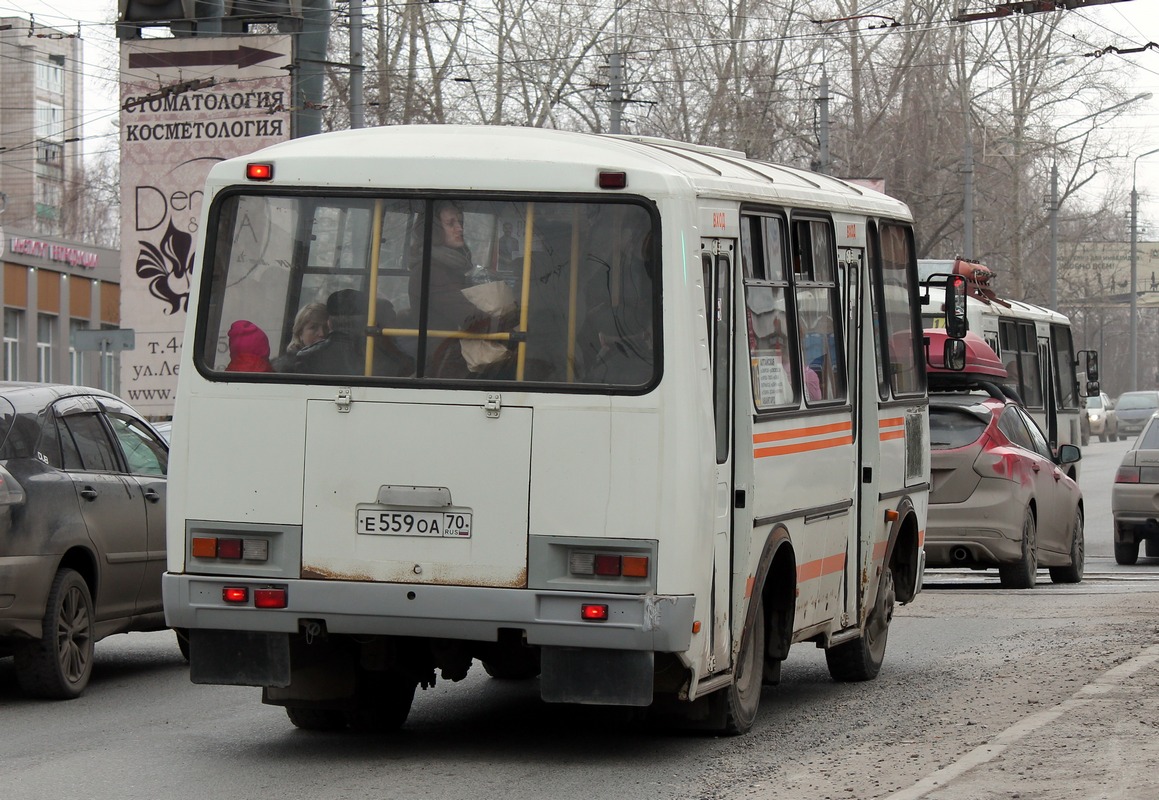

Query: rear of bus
left=163, top=127, right=709, bottom=730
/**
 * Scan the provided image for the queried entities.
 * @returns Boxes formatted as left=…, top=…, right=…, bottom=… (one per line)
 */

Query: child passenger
left=226, top=320, right=274, bottom=373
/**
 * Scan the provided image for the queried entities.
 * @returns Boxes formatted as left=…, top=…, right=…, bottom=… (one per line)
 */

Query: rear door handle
left=144, top=489, right=162, bottom=503
left=80, top=486, right=98, bottom=500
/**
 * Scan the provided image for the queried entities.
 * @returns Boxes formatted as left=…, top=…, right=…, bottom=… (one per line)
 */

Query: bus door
left=838, top=244, right=863, bottom=626
left=1039, top=334, right=1058, bottom=447
left=702, top=236, right=735, bottom=673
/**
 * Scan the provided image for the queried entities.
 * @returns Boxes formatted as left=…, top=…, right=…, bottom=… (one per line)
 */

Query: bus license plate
left=357, top=509, right=472, bottom=538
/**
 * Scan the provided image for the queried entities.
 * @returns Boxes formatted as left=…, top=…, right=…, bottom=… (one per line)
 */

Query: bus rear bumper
left=163, top=573, right=695, bottom=653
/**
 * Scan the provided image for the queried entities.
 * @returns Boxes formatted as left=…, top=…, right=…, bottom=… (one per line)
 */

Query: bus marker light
left=223, top=587, right=249, bottom=603
left=692, top=620, right=702, bottom=634
left=254, top=588, right=287, bottom=608
left=217, top=538, right=243, bottom=560
left=246, top=163, right=273, bottom=181
left=581, top=604, right=608, bottom=621
left=569, top=552, right=595, bottom=575
left=598, top=171, right=627, bottom=189
left=621, top=556, right=649, bottom=577
left=243, top=539, right=269, bottom=561
left=191, top=537, right=217, bottom=558
left=884, top=509, right=899, bottom=522
left=593, top=554, right=621, bottom=576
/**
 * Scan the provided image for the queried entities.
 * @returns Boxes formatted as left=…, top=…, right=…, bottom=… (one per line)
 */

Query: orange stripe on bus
left=755, top=435, right=854, bottom=458
left=879, top=430, right=907, bottom=441
left=753, top=421, right=853, bottom=444
left=872, top=540, right=888, bottom=561
left=797, top=553, right=846, bottom=583
left=918, top=529, right=925, bottom=547
left=879, top=417, right=904, bottom=428
left=745, top=575, right=755, bottom=598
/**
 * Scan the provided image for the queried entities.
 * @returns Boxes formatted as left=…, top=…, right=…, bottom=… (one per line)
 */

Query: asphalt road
left=2, top=435, right=1155, bottom=800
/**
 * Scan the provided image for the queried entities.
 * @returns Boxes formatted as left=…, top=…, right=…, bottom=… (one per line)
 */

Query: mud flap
left=189, top=629, right=291, bottom=687
left=539, top=647, right=653, bottom=706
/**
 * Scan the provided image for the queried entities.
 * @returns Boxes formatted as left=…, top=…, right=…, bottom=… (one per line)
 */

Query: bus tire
left=999, top=506, right=1037, bottom=589
left=1114, top=539, right=1139, bottom=565
left=825, top=566, right=893, bottom=682
left=285, top=706, right=346, bottom=731
left=713, top=598, right=765, bottom=735
left=346, top=674, right=416, bottom=732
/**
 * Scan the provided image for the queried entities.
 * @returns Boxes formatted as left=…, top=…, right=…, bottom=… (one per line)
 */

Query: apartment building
left=0, top=16, right=84, bottom=237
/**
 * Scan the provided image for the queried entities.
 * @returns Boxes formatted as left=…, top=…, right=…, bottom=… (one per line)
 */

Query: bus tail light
left=223, top=587, right=249, bottom=603
left=254, top=588, right=288, bottom=609
left=581, top=604, right=608, bottom=621
left=190, top=536, right=269, bottom=562
left=569, top=551, right=650, bottom=579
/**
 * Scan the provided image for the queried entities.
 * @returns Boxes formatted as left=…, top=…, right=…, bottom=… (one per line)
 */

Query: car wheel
left=826, top=566, right=894, bottom=682
left=711, top=597, right=766, bottom=735
left=1099, top=431, right=1107, bottom=443
left=999, top=507, right=1038, bottom=589
left=1049, top=508, right=1084, bottom=583
left=1145, top=538, right=1159, bottom=558
left=14, top=568, right=95, bottom=699
left=1114, top=539, right=1139, bottom=565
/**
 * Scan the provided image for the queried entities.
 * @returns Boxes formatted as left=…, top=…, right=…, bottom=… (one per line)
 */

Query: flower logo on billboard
left=135, top=219, right=193, bottom=314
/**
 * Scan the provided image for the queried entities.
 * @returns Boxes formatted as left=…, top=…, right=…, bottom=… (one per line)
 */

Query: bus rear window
left=196, top=195, right=658, bottom=389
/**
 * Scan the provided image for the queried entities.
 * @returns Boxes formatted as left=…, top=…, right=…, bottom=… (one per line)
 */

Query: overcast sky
left=5, top=0, right=1159, bottom=230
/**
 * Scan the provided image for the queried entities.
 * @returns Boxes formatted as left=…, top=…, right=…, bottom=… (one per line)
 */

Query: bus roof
left=207, top=125, right=912, bottom=220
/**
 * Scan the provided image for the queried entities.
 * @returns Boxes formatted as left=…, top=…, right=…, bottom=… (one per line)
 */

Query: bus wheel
left=825, top=567, right=894, bottom=682
left=715, top=598, right=765, bottom=735
left=346, top=673, right=417, bottom=732
left=285, top=706, right=346, bottom=731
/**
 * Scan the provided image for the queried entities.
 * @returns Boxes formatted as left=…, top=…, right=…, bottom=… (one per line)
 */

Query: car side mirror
left=942, top=338, right=967, bottom=372
left=1057, top=443, right=1082, bottom=465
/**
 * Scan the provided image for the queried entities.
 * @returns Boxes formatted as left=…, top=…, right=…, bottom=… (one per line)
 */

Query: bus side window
left=743, top=214, right=799, bottom=410
left=791, top=218, right=846, bottom=404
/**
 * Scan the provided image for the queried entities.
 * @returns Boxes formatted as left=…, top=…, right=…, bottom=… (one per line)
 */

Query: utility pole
left=1129, top=147, right=1159, bottom=391
left=349, top=0, right=364, bottom=129
left=817, top=69, right=830, bottom=175
left=609, top=51, right=624, bottom=134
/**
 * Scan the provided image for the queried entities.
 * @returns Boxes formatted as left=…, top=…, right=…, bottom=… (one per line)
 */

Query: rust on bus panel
left=301, top=565, right=375, bottom=581
left=300, top=564, right=529, bottom=588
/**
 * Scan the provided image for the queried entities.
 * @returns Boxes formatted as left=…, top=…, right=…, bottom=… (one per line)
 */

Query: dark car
left=1114, top=391, right=1159, bottom=438
left=0, top=383, right=170, bottom=698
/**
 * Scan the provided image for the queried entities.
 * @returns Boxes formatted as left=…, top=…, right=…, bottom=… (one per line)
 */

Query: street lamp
left=1129, top=146, right=1159, bottom=391
left=1048, top=92, right=1152, bottom=309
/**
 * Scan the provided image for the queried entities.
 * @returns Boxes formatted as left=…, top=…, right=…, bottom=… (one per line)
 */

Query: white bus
left=164, top=126, right=962, bottom=735
left=920, top=258, right=1085, bottom=458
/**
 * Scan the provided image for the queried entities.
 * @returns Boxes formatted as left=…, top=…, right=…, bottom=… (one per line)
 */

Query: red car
left=925, top=331, right=1084, bottom=588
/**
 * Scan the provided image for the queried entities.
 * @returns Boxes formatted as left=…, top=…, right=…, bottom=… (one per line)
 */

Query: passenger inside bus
left=273, top=302, right=328, bottom=371
left=290, top=289, right=413, bottom=377
left=225, top=320, right=274, bottom=373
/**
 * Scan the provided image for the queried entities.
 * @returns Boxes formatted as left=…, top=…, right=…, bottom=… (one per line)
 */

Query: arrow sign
left=129, top=45, right=283, bottom=70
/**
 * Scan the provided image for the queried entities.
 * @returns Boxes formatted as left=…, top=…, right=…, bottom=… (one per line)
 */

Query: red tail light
left=581, top=604, right=609, bottom=621
left=1117, top=466, right=1140, bottom=484
left=222, top=587, right=249, bottom=603
left=254, top=588, right=288, bottom=609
